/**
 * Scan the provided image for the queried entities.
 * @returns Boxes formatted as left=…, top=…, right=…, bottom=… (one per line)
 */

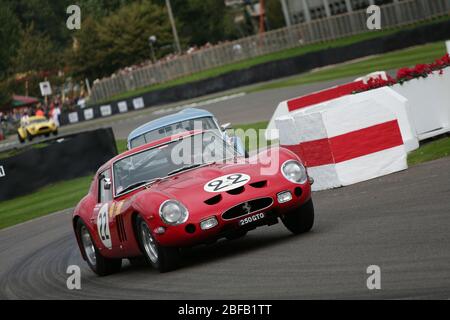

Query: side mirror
left=104, top=178, right=112, bottom=190
left=221, top=123, right=232, bottom=131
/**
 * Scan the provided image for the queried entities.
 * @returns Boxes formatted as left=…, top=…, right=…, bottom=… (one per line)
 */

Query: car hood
left=148, top=160, right=271, bottom=199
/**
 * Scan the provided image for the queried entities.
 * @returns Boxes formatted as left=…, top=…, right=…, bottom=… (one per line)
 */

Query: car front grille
left=222, top=197, right=273, bottom=220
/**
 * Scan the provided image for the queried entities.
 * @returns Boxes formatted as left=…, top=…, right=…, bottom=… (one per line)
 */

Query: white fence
left=90, top=0, right=450, bottom=103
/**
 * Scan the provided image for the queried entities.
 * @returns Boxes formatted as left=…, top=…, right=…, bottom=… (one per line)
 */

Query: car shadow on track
left=121, top=226, right=320, bottom=274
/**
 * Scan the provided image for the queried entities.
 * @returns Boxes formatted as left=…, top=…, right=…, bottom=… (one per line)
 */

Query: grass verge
left=249, top=41, right=447, bottom=92
left=407, top=136, right=450, bottom=166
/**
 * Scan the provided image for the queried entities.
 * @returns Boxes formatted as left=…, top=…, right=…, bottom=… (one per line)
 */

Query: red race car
left=73, top=130, right=314, bottom=275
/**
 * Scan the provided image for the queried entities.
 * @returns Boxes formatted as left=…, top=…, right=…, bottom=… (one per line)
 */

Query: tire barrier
left=59, top=19, right=450, bottom=126
left=0, top=128, right=117, bottom=201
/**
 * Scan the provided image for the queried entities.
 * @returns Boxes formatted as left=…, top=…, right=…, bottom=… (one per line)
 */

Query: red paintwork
left=72, top=131, right=312, bottom=261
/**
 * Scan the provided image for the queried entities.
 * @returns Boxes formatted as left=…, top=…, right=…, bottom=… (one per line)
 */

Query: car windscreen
left=130, top=117, right=219, bottom=149
left=114, top=131, right=236, bottom=196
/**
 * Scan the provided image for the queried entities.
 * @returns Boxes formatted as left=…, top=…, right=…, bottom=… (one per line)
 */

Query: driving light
left=200, top=217, right=218, bottom=230
left=159, top=200, right=189, bottom=225
left=281, top=160, right=308, bottom=184
left=277, top=191, right=292, bottom=204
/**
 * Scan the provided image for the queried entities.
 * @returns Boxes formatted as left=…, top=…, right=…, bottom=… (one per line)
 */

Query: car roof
left=98, top=130, right=204, bottom=173
left=127, top=108, right=214, bottom=143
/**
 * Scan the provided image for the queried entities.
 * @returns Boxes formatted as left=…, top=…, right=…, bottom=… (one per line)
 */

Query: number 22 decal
left=97, top=204, right=112, bottom=249
left=204, top=173, right=251, bottom=193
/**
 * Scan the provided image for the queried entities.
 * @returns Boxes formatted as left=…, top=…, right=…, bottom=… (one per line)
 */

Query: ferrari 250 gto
left=73, top=130, right=314, bottom=275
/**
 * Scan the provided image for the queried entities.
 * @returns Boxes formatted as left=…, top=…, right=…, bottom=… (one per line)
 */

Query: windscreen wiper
left=167, top=164, right=203, bottom=176
left=117, top=180, right=152, bottom=196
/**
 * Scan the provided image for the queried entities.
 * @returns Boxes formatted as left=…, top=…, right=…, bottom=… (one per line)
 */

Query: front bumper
left=152, top=181, right=312, bottom=247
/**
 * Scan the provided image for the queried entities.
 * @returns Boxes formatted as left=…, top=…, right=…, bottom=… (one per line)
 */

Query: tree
left=0, top=1, right=21, bottom=78
left=266, top=0, right=285, bottom=30
left=156, top=0, right=239, bottom=46
left=65, top=17, right=104, bottom=80
left=4, top=0, right=73, bottom=48
left=12, top=24, right=59, bottom=75
left=95, top=0, right=173, bottom=76
left=76, top=0, right=134, bottom=18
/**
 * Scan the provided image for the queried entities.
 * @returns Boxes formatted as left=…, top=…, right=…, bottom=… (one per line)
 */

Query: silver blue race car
left=127, top=108, right=246, bottom=156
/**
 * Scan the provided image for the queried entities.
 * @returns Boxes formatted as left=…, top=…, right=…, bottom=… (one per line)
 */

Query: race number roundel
left=204, top=173, right=251, bottom=193
left=97, top=203, right=112, bottom=249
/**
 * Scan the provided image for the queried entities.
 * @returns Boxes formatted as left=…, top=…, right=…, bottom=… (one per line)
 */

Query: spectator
left=35, top=108, right=45, bottom=117
left=50, top=104, right=61, bottom=127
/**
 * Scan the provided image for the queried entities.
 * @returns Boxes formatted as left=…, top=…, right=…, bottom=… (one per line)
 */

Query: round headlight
left=281, top=160, right=308, bottom=184
left=159, top=200, right=189, bottom=225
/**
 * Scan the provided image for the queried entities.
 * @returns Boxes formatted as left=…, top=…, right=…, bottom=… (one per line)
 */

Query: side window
left=131, top=135, right=146, bottom=149
left=98, top=170, right=112, bottom=203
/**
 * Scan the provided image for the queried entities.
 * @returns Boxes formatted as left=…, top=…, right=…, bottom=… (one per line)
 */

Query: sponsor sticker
left=100, top=105, right=112, bottom=117
left=118, top=101, right=128, bottom=113
left=133, top=97, right=145, bottom=110
left=68, top=112, right=79, bottom=123
left=84, top=108, right=94, bottom=120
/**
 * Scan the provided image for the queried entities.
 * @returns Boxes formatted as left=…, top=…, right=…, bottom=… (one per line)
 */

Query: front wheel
left=135, top=215, right=180, bottom=273
left=76, top=219, right=122, bottom=276
left=281, top=199, right=315, bottom=234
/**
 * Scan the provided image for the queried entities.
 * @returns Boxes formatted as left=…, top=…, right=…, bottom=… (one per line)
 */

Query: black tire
left=76, top=219, right=122, bottom=276
left=226, top=230, right=248, bottom=241
left=135, top=215, right=180, bottom=273
left=18, top=133, right=25, bottom=144
left=53, top=129, right=58, bottom=136
left=27, top=133, right=33, bottom=142
left=281, top=199, right=315, bottom=234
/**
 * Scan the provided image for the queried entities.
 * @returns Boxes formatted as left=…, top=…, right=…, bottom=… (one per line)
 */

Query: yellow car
left=17, top=116, right=58, bottom=143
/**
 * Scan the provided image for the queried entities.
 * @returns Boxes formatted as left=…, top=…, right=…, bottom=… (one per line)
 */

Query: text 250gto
left=73, top=131, right=315, bottom=275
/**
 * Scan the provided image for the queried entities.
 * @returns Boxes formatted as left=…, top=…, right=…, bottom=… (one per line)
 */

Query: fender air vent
left=204, top=194, right=222, bottom=205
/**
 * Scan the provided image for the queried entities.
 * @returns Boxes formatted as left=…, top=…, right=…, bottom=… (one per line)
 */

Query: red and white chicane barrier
left=277, top=99, right=408, bottom=191
left=267, top=81, right=363, bottom=140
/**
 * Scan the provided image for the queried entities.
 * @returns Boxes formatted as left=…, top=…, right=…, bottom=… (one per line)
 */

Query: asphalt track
left=1, top=157, right=449, bottom=299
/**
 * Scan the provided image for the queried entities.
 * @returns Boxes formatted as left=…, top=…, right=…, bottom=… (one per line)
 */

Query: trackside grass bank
left=249, top=41, right=447, bottom=93
left=100, top=17, right=450, bottom=104
left=1, top=132, right=449, bottom=230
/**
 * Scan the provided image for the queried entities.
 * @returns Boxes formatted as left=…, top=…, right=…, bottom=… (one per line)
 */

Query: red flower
left=354, top=53, right=448, bottom=94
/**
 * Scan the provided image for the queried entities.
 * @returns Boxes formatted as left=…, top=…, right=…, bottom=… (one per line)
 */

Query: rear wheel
left=135, top=215, right=180, bottom=273
left=18, top=133, right=25, bottom=143
left=76, top=219, right=122, bottom=276
left=281, top=199, right=314, bottom=234
left=53, top=129, right=58, bottom=136
left=27, top=132, right=33, bottom=142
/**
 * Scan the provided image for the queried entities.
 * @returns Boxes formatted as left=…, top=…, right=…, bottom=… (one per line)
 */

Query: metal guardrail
left=90, top=0, right=450, bottom=103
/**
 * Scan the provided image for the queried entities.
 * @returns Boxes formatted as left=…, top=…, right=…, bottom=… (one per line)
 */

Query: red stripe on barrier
left=282, top=120, right=403, bottom=167
left=329, top=120, right=403, bottom=163
left=287, top=81, right=364, bottom=112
